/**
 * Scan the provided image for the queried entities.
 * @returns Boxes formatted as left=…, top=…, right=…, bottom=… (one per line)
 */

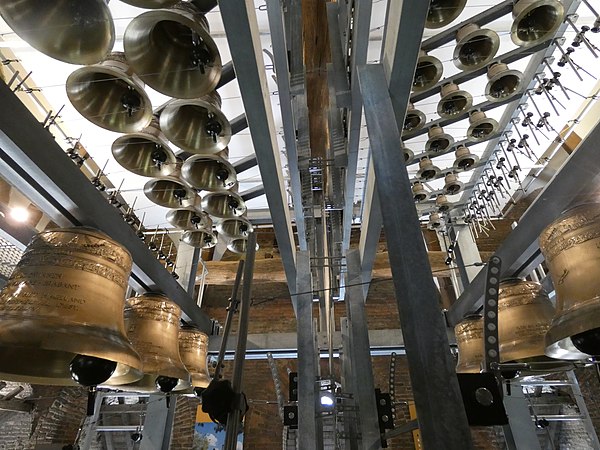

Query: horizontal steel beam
left=447, top=116, right=600, bottom=326
left=0, top=82, right=211, bottom=331
left=240, top=185, right=265, bottom=201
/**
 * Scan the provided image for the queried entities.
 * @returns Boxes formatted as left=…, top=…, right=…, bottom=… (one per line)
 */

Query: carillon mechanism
left=144, top=176, right=200, bottom=209
left=124, top=2, right=222, bottom=99
left=0, top=228, right=142, bottom=385
left=454, top=23, right=500, bottom=71
left=108, top=294, right=191, bottom=393
left=66, top=52, right=153, bottom=133
left=455, top=315, right=484, bottom=373
left=112, top=118, right=178, bottom=178
left=179, top=327, right=211, bottom=391
left=540, top=204, right=600, bottom=359
left=403, top=103, right=426, bottom=133
left=412, top=50, right=444, bottom=92
left=443, top=173, right=464, bottom=195
left=425, top=125, right=455, bottom=154
left=412, top=182, right=428, bottom=202
left=467, top=110, right=500, bottom=142
left=417, top=157, right=441, bottom=181
left=181, top=228, right=218, bottom=249
left=511, top=0, right=565, bottom=48
left=202, top=192, right=247, bottom=219
left=402, top=145, right=415, bottom=164
left=217, top=217, right=254, bottom=240
left=160, top=92, right=232, bottom=154
left=453, top=145, right=479, bottom=170
left=485, top=63, right=524, bottom=102
left=426, top=0, right=467, bottom=29
left=166, top=208, right=213, bottom=230
left=227, top=237, right=259, bottom=254
left=437, top=83, right=473, bottom=119
left=181, top=154, right=238, bottom=191
left=0, top=0, right=115, bottom=65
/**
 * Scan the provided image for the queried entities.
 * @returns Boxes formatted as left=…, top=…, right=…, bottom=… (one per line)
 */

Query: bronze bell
left=179, top=327, right=211, bottom=389
left=181, top=228, right=218, bottom=249
left=166, top=208, right=212, bottom=230
left=66, top=52, right=153, bottom=133
left=144, top=176, right=200, bottom=209
left=428, top=212, right=443, bottom=230
left=403, top=103, right=426, bottom=134
left=120, top=0, right=179, bottom=8
left=540, top=204, right=600, bottom=359
left=443, top=173, right=464, bottom=195
left=437, top=83, right=473, bottom=119
left=417, top=157, right=440, bottom=181
left=498, top=278, right=568, bottom=371
left=112, top=118, right=178, bottom=178
left=160, top=92, right=232, bottom=154
left=202, top=192, right=247, bottom=219
left=217, top=217, right=254, bottom=240
left=0, top=1, right=114, bottom=65
left=485, top=63, right=523, bottom=102
left=181, top=154, right=238, bottom=192
left=403, top=146, right=415, bottom=164
left=436, top=194, right=451, bottom=212
left=454, top=23, right=500, bottom=71
left=511, top=0, right=565, bottom=48
left=467, top=110, right=499, bottom=142
left=412, top=182, right=428, bottom=203
left=426, top=0, right=467, bottom=29
left=455, top=315, right=484, bottom=373
left=453, top=145, right=479, bottom=171
left=412, top=51, right=443, bottom=92
left=0, top=227, right=142, bottom=385
left=425, top=125, right=454, bottom=154
left=228, top=237, right=259, bottom=255
left=108, top=294, right=190, bottom=392
left=124, top=2, right=222, bottom=99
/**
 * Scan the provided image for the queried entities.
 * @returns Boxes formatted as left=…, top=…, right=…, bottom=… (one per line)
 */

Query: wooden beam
left=0, top=398, right=33, bottom=414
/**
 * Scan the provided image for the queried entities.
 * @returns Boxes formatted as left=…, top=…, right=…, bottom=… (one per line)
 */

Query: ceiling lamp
left=0, top=228, right=142, bottom=386
left=485, top=63, right=524, bottom=103
left=417, top=157, right=440, bottom=181
left=454, top=23, right=500, bottom=71
left=403, top=103, right=427, bottom=134
left=425, top=125, right=455, bottom=154
left=66, top=52, right=153, bottom=133
left=437, top=83, right=473, bottom=119
left=181, top=228, right=218, bottom=249
left=426, top=0, right=467, bottom=29
left=181, top=155, right=237, bottom=192
left=412, top=51, right=443, bottom=92
left=202, top=192, right=247, bottom=219
left=511, top=0, right=565, bottom=47
left=466, top=110, right=499, bottom=142
left=160, top=92, right=231, bottom=154
left=112, top=119, right=178, bottom=178
left=217, top=217, right=254, bottom=240
left=166, top=208, right=212, bottom=230
left=453, top=145, right=479, bottom=171
left=124, top=3, right=222, bottom=99
left=0, top=0, right=115, bottom=65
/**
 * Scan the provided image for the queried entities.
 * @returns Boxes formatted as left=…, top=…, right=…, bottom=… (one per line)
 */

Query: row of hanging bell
left=415, top=145, right=479, bottom=182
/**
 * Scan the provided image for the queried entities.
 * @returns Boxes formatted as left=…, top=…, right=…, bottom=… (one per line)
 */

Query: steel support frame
left=0, top=82, right=211, bottom=331
left=220, top=0, right=297, bottom=301
left=358, top=64, right=473, bottom=449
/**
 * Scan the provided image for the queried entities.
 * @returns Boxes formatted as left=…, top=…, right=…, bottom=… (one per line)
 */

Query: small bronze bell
left=181, top=154, right=238, bottom=191
left=454, top=23, right=500, bottom=71
left=437, top=83, right=473, bottom=119
left=179, top=327, right=211, bottom=389
left=202, top=192, right=247, bottom=219
left=413, top=51, right=443, bottom=92
left=511, top=0, right=565, bottom=48
left=425, top=125, right=455, bottom=154
left=453, top=145, right=479, bottom=171
left=443, top=173, right=464, bottom=196
left=412, top=182, right=428, bottom=203
left=144, top=176, right=200, bottom=209
left=417, top=157, right=440, bottom=181
left=166, top=208, right=212, bottom=230
left=426, top=0, right=467, bottom=29
left=403, top=146, right=415, bottom=164
left=403, top=103, right=426, bottom=133
left=485, top=63, right=524, bottom=102
left=217, top=217, right=254, bottom=240
left=181, top=228, right=218, bottom=249
left=228, top=238, right=259, bottom=254
left=466, top=110, right=499, bottom=142
left=436, top=194, right=451, bottom=212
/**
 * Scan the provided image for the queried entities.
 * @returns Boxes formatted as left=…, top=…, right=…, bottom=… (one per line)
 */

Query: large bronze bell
left=437, top=83, right=473, bottom=119
left=511, top=0, right=565, bottom=48
left=498, top=278, right=566, bottom=370
left=0, top=227, right=142, bottom=385
left=454, top=24, right=500, bottom=71
left=181, top=228, right=218, bottom=249
left=181, top=154, right=237, bottom=191
left=109, top=294, right=191, bottom=392
left=179, top=327, right=211, bottom=389
left=0, top=1, right=115, bottom=65
left=425, top=125, right=455, bottom=154
left=144, top=175, right=200, bottom=209
left=426, top=0, right=467, bottom=29
left=412, top=51, right=443, bottom=92
left=166, top=207, right=212, bottom=230
left=453, top=145, right=479, bottom=171
left=466, top=110, right=499, bottom=142
left=112, top=118, right=177, bottom=178
left=485, top=63, right=523, bottom=102
left=217, top=217, right=254, bottom=240
left=124, top=2, right=222, bottom=99
left=541, top=204, right=600, bottom=359
left=160, top=92, right=232, bottom=154
left=228, top=237, right=259, bottom=255
left=455, top=315, right=484, bottom=373
left=66, top=52, right=153, bottom=133
left=120, top=0, right=179, bottom=8
left=202, top=192, right=247, bottom=219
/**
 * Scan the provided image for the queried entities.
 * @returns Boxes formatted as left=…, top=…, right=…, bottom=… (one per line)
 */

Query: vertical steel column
left=224, top=232, right=257, bottom=450
left=358, top=64, right=473, bottom=449
left=140, top=396, right=173, bottom=450
left=345, top=249, right=382, bottom=450
left=502, top=382, right=542, bottom=450
left=340, top=318, right=360, bottom=450
left=567, top=371, right=600, bottom=448
left=296, top=251, right=319, bottom=449
left=187, top=247, right=201, bottom=295
left=448, top=224, right=483, bottom=293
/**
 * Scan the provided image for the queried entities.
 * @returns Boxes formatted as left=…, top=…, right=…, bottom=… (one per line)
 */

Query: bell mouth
left=426, top=0, right=467, bottom=29
left=511, top=1, right=564, bottom=48
left=412, top=56, right=443, bottom=91
left=112, top=134, right=177, bottom=178
left=110, top=373, right=191, bottom=393
left=454, top=29, right=500, bottom=71
left=486, top=71, right=523, bottom=102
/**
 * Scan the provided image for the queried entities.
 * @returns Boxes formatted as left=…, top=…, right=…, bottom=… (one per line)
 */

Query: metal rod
left=186, top=247, right=201, bottom=296
left=224, top=232, right=257, bottom=450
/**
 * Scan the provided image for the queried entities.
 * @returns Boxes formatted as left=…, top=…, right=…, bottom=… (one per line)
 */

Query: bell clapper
left=191, top=32, right=211, bottom=74
left=151, top=144, right=168, bottom=169
left=121, top=86, right=142, bottom=118
left=205, top=113, right=223, bottom=143
left=156, top=375, right=179, bottom=408
left=69, top=354, right=118, bottom=416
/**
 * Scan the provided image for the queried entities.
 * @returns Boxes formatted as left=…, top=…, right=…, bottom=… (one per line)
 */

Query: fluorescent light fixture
left=10, top=206, right=29, bottom=223
left=320, top=391, right=335, bottom=407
